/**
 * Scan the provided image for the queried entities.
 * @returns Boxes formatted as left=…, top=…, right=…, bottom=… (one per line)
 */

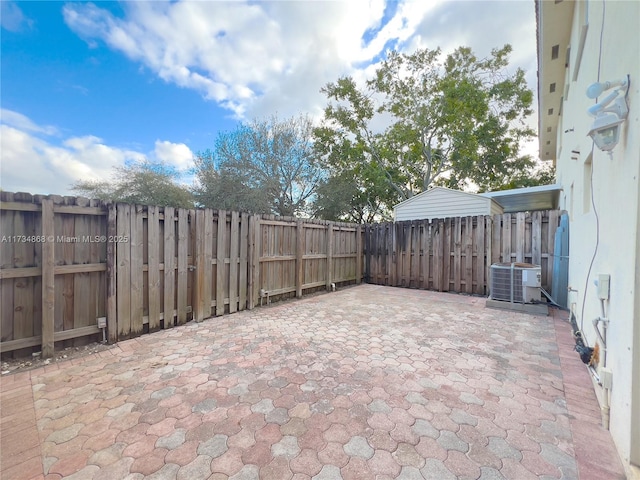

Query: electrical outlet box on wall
left=600, top=367, right=613, bottom=389
left=598, top=274, right=610, bottom=300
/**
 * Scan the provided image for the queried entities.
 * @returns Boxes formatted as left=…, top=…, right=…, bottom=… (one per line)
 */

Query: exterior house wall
left=393, top=187, right=502, bottom=221
left=552, top=0, right=640, bottom=472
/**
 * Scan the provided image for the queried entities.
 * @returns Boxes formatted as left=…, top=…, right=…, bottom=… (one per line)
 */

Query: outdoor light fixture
left=586, top=75, right=630, bottom=152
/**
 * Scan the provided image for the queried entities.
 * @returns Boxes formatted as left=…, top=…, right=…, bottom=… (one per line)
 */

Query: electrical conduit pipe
left=593, top=297, right=610, bottom=430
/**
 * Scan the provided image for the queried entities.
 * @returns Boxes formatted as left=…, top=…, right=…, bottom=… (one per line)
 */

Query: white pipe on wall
left=593, top=297, right=610, bottom=430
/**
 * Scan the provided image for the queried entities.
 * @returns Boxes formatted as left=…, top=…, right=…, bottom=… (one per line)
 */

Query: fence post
left=130, top=205, right=144, bottom=335
left=363, top=225, right=370, bottom=283
left=487, top=216, right=495, bottom=295
left=106, top=203, right=118, bottom=342
left=453, top=217, right=462, bottom=291
left=421, top=220, right=430, bottom=289
left=176, top=209, right=188, bottom=324
left=296, top=220, right=304, bottom=297
left=434, top=219, right=443, bottom=291
left=395, top=222, right=403, bottom=287
left=164, top=207, right=175, bottom=328
left=253, top=215, right=261, bottom=305
left=547, top=209, right=560, bottom=293
left=356, top=225, right=362, bottom=284
left=239, top=213, right=249, bottom=310
left=147, top=206, right=160, bottom=331
left=502, top=213, right=511, bottom=264
left=326, top=222, right=334, bottom=291
left=229, top=211, right=240, bottom=314
left=386, top=223, right=393, bottom=286
left=464, top=217, right=473, bottom=294
left=474, top=216, right=485, bottom=295
left=216, top=210, right=226, bottom=317
left=516, top=212, right=526, bottom=263
left=204, top=209, right=214, bottom=318
left=117, top=204, right=131, bottom=338
left=193, top=209, right=204, bottom=322
left=41, top=199, right=55, bottom=358
left=532, top=210, right=542, bottom=267
left=247, top=215, right=256, bottom=309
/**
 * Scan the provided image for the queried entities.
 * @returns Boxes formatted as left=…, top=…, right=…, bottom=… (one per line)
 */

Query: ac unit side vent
left=490, top=263, right=541, bottom=304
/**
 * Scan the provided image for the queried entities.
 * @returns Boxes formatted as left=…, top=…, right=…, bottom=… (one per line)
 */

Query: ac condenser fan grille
left=490, top=263, right=541, bottom=303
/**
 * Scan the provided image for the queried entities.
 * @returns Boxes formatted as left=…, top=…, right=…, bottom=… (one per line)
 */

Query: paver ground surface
left=1, top=285, right=625, bottom=479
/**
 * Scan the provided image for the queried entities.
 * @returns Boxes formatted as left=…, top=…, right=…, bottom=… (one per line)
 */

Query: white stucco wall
left=554, top=0, right=640, bottom=469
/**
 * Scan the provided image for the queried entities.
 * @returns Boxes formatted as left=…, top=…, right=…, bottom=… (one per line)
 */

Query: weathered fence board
left=474, top=216, right=485, bottom=295
left=106, top=205, right=117, bottom=343
left=547, top=209, right=559, bottom=289
left=502, top=213, right=512, bottom=264
left=1, top=197, right=14, bottom=345
left=164, top=206, right=175, bottom=328
left=239, top=213, right=248, bottom=310
left=147, top=206, right=161, bottom=331
left=215, top=210, right=226, bottom=316
left=229, top=211, right=239, bottom=314
left=532, top=211, right=542, bottom=266
left=130, top=205, right=144, bottom=336
left=177, top=208, right=189, bottom=325
left=116, top=204, right=131, bottom=338
left=443, top=218, right=452, bottom=291
left=41, top=199, right=55, bottom=357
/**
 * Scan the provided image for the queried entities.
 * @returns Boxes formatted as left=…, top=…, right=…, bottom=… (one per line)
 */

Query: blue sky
left=2, top=2, right=234, bottom=151
left=1, top=1, right=538, bottom=195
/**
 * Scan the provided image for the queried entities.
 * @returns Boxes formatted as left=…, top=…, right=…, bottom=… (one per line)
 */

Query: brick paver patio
left=1, top=284, right=625, bottom=479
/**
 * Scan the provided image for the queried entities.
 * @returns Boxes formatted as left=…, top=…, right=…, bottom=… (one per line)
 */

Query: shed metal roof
left=480, top=184, right=562, bottom=213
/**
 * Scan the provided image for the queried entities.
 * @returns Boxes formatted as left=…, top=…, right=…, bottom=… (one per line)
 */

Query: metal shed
left=393, top=184, right=563, bottom=221
left=393, top=186, right=504, bottom=221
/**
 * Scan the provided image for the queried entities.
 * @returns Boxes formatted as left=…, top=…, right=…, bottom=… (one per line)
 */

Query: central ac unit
left=490, top=263, right=541, bottom=304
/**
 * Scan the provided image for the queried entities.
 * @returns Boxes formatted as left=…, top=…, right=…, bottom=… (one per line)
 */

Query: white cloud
left=153, top=140, right=194, bottom=172
left=61, top=0, right=461, bottom=121
left=0, top=112, right=193, bottom=196
left=62, top=1, right=537, bottom=124
left=0, top=124, right=136, bottom=195
left=0, top=1, right=33, bottom=32
left=1, top=109, right=58, bottom=136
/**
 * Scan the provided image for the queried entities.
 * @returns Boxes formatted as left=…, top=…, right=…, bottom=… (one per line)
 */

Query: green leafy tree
left=315, top=45, right=537, bottom=217
left=312, top=167, right=392, bottom=223
left=312, top=105, right=406, bottom=223
left=496, top=163, right=556, bottom=191
left=72, top=162, right=194, bottom=208
left=195, top=115, right=324, bottom=217
left=194, top=149, right=271, bottom=213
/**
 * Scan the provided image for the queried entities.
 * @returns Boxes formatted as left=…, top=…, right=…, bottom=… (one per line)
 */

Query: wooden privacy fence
left=0, top=191, right=562, bottom=358
left=364, top=210, right=561, bottom=295
left=1, top=193, right=109, bottom=359
left=0, top=193, right=363, bottom=357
